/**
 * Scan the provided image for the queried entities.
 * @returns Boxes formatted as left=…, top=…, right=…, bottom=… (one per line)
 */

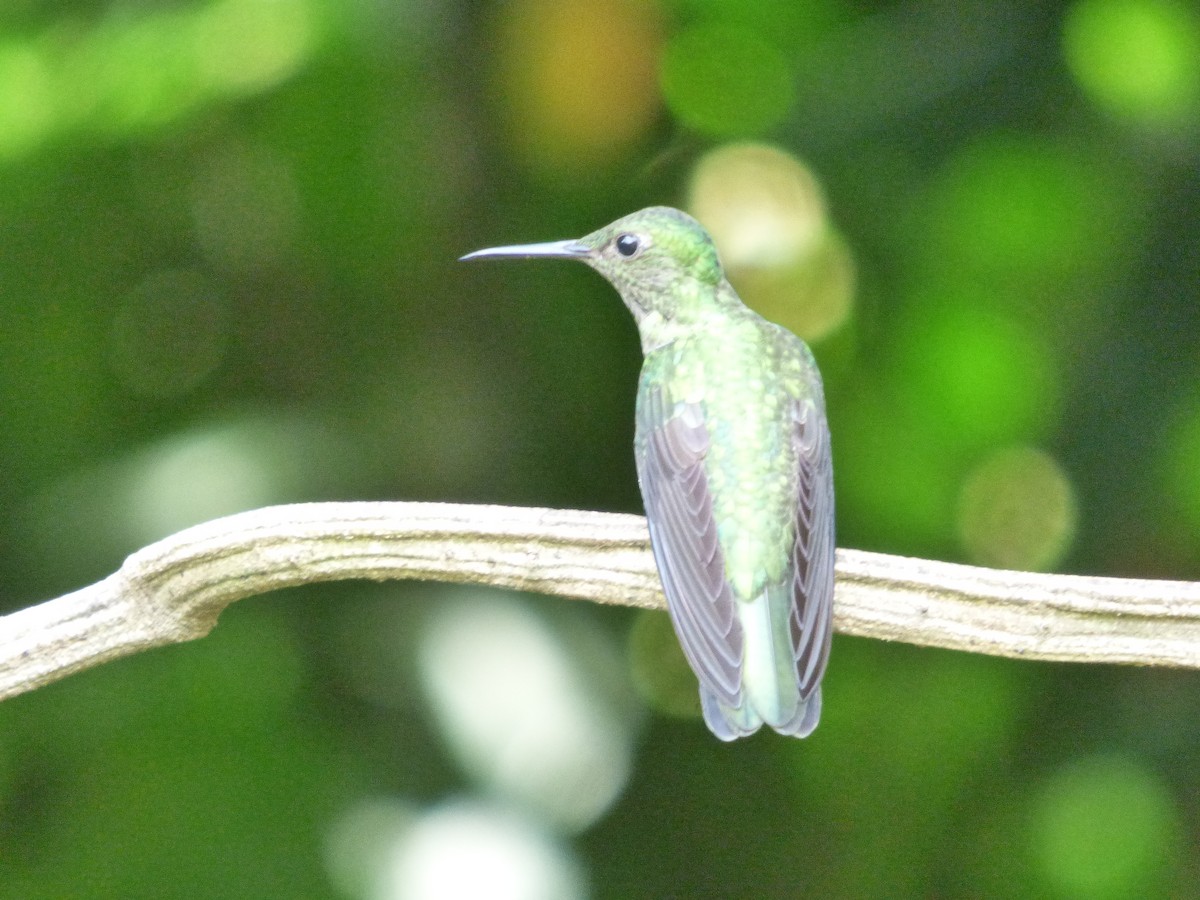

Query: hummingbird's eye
left=615, top=233, right=641, bottom=258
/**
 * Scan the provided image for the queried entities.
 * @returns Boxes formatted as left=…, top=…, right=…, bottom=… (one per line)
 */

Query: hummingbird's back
left=633, top=308, right=834, bottom=739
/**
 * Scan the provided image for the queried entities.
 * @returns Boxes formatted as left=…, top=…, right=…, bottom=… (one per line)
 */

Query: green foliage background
left=1, top=0, right=1199, bottom=896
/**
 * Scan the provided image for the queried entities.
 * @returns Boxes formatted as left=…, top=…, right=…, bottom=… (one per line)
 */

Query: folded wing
left=635, top=386, right=743, bottom=712
left=789, top=397, right=835, bottom=701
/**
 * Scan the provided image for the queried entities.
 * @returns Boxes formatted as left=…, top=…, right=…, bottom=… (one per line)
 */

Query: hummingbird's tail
left=699, top=685, right=760, bottom=741
left=699, top=684, right=822, bottom=741
left=775, top=686, right=822, bottom=738
left=698, top=579, right=824, bottom=740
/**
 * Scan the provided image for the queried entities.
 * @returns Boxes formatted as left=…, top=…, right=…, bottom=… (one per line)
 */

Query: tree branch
left=3, top=501, right=1199, bottom=701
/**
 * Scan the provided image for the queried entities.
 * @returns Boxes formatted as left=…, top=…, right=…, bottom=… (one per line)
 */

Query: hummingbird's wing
left=636, top=387, right=744, bottom=711
left=788, top=397, right=835, bottom=701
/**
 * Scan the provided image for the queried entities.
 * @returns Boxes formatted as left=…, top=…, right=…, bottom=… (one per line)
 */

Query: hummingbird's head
left=461, top=206, right=726, bottom=326
left=572, top=206, right=724, bottom=322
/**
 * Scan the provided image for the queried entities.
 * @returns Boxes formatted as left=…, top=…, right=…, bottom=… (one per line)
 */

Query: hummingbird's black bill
left=459, top=240, right=590, bottom=262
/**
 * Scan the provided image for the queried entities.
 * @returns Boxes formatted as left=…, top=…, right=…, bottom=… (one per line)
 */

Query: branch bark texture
left=3, top=501, right=1199, bottom=702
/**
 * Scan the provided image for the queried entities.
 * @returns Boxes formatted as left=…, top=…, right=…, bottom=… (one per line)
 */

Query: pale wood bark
left=3, top=501, right=1199, bottom=701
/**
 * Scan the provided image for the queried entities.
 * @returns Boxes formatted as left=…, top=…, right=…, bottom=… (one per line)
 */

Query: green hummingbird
left=462, top=206, right=834, bottom=740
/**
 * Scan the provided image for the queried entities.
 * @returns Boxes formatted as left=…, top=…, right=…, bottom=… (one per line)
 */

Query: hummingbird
left=461, top=207, right=834, bottom=740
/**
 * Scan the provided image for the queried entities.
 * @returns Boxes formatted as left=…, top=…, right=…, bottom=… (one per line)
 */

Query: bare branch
left=3, top=501, right=1199, bottom=701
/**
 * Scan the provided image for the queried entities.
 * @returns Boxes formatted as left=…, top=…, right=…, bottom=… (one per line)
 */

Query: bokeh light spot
left=69, top=14, right=201, bottom=134
left=190, top=141, right=300, bottom=272
left=688, top=142, right=855, bottom=341
left=689, top=143, right=826, bottom=267
left=1033, top=754, right=1179, bottom=898
left=661, top=24, right=794, bottom=136
left=926, top=136, right=1127, bottom=287
left=328, top=798, right=586, bottom=900
left=390, top=802, right=586, bottom=900
left=728, top=233, right=855, bottom=343
left=109, top=268, right=228, bottom=399
left=324, top=799, right=416, bottom=900
left=194, top=0, right=315, bottom=93
left=900, top=306, right=1060, bottom=449
left=0, top=43, right=53, bottom=158
left=494, top=0, right=663, bottom=170
left=24, top=413, right=365, bottom=584
left=0, top=0, right=320, bottom=160
left=1064, top=0, right=1200, bottom=127
left=420, top=593, right=635, bottom=832
left=957, top=445, right=1077, bottom=571
left=127, top=427, right=286, bottom=539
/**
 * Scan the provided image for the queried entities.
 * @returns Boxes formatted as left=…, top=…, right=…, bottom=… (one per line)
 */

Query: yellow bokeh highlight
left=1064, top=0, right=1200, bottom=127
left=690, top=144, right=826, bottom=268
left=494, top=0, right=663, bottom=171
left=957, top=446, right=1077, bottom=571
left=195, top=0, right=316, bottom=92
left=688, top=143, right=855, bottom=341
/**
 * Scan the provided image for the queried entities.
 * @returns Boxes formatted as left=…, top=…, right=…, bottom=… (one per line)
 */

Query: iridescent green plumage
left=462, top=207, right=835, bottom=740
